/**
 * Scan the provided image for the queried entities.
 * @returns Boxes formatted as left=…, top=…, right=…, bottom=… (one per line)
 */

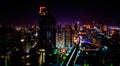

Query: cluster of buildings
left=0, top=2, right=120, bottom=66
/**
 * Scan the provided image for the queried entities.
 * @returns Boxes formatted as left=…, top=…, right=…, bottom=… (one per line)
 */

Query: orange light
left=40, top=7, right=46, bottom=13
left=73, top=36, right=77, bottom=40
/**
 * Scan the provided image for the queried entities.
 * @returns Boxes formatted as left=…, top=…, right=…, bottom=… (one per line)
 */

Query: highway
left=62, top=36, right=107, bottom=66
left=62, top=36, right=81, bottom=66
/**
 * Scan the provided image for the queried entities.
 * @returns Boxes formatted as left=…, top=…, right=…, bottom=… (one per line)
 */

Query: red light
left=111, top=30, right=115, bottom=33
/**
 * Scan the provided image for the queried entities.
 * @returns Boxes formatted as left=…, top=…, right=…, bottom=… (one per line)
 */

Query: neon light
left=40, top=7, right=46, bottom=13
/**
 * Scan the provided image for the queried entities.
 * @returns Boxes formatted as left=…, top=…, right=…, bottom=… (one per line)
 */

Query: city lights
left=0, top=0, right=120, bottom=66
left=21, top=39, right=25, bottom=42
left=26, top=55, right=30, bottom=58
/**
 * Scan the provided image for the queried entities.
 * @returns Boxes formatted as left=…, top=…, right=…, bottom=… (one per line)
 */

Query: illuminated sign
left=40, top=6, right=46, bottom=13
left=39, top=6, right=47, bottom=15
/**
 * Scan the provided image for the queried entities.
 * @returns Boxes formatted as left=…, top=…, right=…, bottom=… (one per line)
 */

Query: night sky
left=0, top=0, right=120, bottom=25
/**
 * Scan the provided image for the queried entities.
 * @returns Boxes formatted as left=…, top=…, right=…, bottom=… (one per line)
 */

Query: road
left=62, top=36, right=115, bottom=66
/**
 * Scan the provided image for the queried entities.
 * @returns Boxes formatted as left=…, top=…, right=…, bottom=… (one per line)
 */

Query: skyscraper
left=39, top=6, right=56, bottom=65
left=64, top=25, right=72, bottom=47
left=56, top=25, right=65, bottom=48
left=77, top=21, right=80, bottom=32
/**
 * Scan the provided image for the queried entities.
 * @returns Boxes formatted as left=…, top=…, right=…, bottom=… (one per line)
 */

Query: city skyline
left=0, top=1, right=120, bottom=65
left=0, top=0, right=120, bottom=26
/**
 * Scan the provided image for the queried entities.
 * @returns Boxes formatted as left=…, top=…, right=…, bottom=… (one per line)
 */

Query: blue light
left=83, top=38, right=90, bottom=43
left=6, top=51, right=12, bottom=55
left=101, top=46, right=108, bottom=52
left=26, top=49, right=30, bottom=53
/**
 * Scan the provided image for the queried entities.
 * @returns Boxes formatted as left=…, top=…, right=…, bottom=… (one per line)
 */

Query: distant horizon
left=0, top=21, right=119, bottom=27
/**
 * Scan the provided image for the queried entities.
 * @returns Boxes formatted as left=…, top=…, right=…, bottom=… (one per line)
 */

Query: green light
left=83, top=64, right=87, bottom=66
left=83, top=60, right=89, bottom=66
left=53, top=49, right=58, bottom=54
left=5, top=59, right=7, bottom=66
left=63, top=56, right=66, bottom=60
left=110, top=63, right=113, bottom=66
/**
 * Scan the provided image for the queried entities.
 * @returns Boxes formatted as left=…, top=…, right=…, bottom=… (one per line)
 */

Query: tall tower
left=39, top=5, right=56, bottom=65
left=77, top=21, right=80, bottom=32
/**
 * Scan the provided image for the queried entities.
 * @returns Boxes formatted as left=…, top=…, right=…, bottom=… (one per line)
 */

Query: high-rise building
left=75, top=21, right=80, bottom=33
left=39, top=6, right=56, bottom=65
left=64, top=25, right=72, bottom=47
left=77, top=21, right=80, bottom=32
left=56, top=25, right=65, bottom=48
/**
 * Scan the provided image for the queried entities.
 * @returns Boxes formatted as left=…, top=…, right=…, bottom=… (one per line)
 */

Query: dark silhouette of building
left=39, top=5, right=56, bottom=65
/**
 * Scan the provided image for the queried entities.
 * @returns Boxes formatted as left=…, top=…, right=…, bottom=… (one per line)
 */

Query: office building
left=39, top=6, right=56, bottom=65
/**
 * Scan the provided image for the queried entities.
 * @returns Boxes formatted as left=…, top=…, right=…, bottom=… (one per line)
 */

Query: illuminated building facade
left=65, top=25, right=72, bottom=47
left=39, top=6, right=56, bottom=65
left=56, top=25, right=65, bottom=48
left=56, top=25, right=73, bottom=48
left=77, top=21, right=80, bottom=32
